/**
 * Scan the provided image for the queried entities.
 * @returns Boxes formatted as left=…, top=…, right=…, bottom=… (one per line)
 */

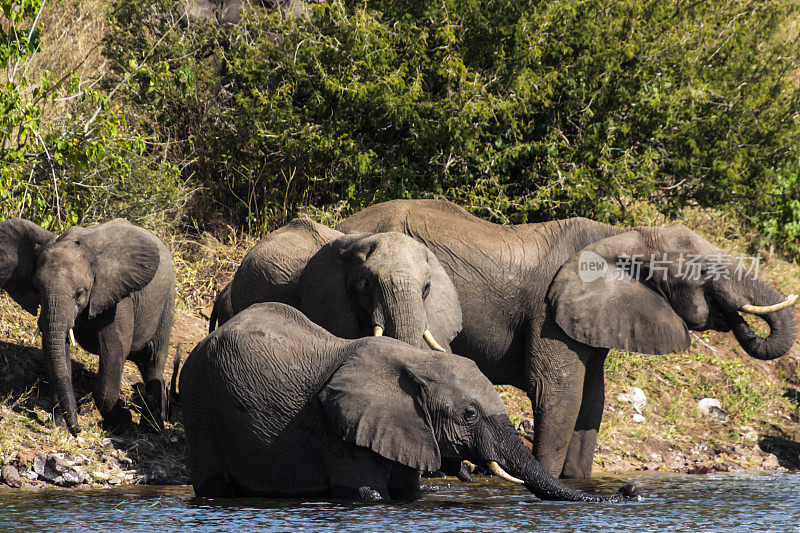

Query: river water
left=0, top=472, right=797, bottom=532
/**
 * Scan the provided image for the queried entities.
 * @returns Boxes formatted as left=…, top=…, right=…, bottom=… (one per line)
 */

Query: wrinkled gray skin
left=181, top=302, right=637, bottom=502
left=0, top=218, right=175, bottom=435
left=338, top=200, right=798, bottom=479
left=213, top=218, right=462, bottom=353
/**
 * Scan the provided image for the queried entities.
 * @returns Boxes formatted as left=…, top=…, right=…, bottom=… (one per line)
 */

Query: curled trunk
left=714, top=277, right=797, bottom=360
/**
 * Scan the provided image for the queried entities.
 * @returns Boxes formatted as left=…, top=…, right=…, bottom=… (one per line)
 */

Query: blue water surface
left=0, top=472, right=798, bottom=532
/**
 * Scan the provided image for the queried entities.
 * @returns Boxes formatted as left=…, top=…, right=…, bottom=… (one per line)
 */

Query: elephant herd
left=1, top=199, right=796, bottom=503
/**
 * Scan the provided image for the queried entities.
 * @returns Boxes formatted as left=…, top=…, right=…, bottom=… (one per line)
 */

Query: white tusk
left=373, top=325, right=383, bottom=337
left=31, top=328, right=40, bottom=343
left=487, top=461, right=524, bottom=484
left=740, top=294, right=798, bottom=316
left=423, top=329, right=446, bottom=352
left=69, top=329, right=77, bottom=347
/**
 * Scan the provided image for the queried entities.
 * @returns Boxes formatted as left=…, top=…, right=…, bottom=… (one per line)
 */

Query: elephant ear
left=298, top=235, right=364, bottom=338
left=0, top=218, right=55, bottom=314
left=319, top=341, right=441, bottom=472
left=547, top=230, right=690, bottom=355
left=75, top=220, right=160, bottom=318
left=422, top=248, right=462, bottom=347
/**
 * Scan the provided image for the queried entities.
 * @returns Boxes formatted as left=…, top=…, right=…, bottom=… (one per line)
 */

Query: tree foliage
left=19, top=0, right=800, bottom=250
left=0, top=0, right=186, bottom=231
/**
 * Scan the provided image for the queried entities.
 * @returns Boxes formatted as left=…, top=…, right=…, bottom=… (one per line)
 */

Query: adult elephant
left=0, top=218, right=175, bottom=434
left=212, top=218, right=461, bottom=353
left=338, top=199, right=798, bottom=479
left=181, top=302, right=638, bottom=501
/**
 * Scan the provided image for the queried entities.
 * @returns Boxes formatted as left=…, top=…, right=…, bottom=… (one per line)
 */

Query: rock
left=91, top=471, right=110, bottom=483
left=697, top=398, right=729, bottom=423
left=688, top=465, right=713, bottom=475
left=631, top=413, right=645, bottom=423
left=516, top=419, right=534, bottom=436
left=33, top=454, right=85, bottom=487
left=739, top=426, right=758, bottom=440
left=639, top=462, right=660, bottom=471
left=16, top=450, right=36, bottom=468
left=1, top=465, right=23, bottom=488
left=616, top=387, right=647, bottom=411
left=762, top=454, right=780, bottom=469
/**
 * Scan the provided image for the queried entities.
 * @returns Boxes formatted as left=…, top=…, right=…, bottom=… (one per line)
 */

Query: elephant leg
left=95, top=308, right=134, bottom=432
left=561, top=351, right=608, bottom=479
left=324, top=440, right=391, bottom=501
left=387, top=464, right=421, bottom=501
left=526, top=322, right=587, bottom=477
left=131, top=302, right=173, bottom=431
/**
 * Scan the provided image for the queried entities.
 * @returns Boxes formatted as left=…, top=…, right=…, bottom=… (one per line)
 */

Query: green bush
left=0, top=0, right=187, bottom=231
left=105, top=0, right=800, bottom=246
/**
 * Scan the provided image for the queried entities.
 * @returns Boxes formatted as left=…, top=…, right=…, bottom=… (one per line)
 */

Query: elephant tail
left=168, top=344, right=182, bottom=415
left=208, top=306, right=218, bottom=333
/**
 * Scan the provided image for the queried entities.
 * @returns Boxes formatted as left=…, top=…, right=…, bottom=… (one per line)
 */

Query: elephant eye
left=464, top=405, right=478, bottom=423
left=355, top=278, right=370, bottom=292
left=76, top=288, right=87, bottom=299
left=422, top=281, right=431, bottom=299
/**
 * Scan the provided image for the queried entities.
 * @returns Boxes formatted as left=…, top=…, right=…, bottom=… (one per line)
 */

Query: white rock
left=616, top=387, right=647, bottom=411
left=698, top=398, right=729, bottom=423
left=739, top=426, right=758, bottom=440
left=762, top=455, right=780, bottom=469
left=91, top=471, right=111, bottom=482
left=632, top=413, right=645, bottom=423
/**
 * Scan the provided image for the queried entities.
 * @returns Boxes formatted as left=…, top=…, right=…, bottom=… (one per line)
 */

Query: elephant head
left=32, top=220, right=160, bottom=433
left=320, top=337, right=636, bottom=501
left=299, top=232, right=462, bottom=352
left=0, top=218, right=55, bottom=314
left=548, top=224, right=797, bottom=359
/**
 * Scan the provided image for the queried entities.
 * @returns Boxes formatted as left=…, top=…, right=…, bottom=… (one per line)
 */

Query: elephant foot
left=52, top=410, right=82, bottom=436
left=100, top=401, right=133, bottom=434
left=357, top=486, right=384, bottom=502
left=609, top=483, right=641, bottom=502
left=133, top=382, right=166, bottom=433
left=139, top=414, right=165, bottom=433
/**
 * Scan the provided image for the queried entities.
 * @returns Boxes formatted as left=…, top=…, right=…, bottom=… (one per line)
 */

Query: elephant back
left=230, top=218, right=341, bottom=314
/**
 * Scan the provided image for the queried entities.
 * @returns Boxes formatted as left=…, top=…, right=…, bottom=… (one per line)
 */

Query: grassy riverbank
left=1, top=208, right=799, bottom=490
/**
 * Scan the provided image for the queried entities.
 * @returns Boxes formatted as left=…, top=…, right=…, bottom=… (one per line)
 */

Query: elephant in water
left=338, top=199, right=798, bottom=479
left=0, top=218, right=175, bottom=434
left=180, top=302, right=639, bottom=501
left=210, top=218, right=461, bottom=353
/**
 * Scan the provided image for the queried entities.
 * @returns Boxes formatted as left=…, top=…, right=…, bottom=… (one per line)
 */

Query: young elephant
left=181, top=302, right=637, bottom=502
left=338, top=199, right=798, bottom=479
left=214, top=217, right=461, bottom=353
left=0, top=218, right=175, bottom=434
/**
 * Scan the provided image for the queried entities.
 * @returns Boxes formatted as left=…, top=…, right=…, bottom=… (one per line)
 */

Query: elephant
left=212, top=217, right=462, bottom=353
left=337, top=199, right=798, bottom=479
left=180, top=302, right=639, bottom=501
left=0, top=218, right=176, bottom=434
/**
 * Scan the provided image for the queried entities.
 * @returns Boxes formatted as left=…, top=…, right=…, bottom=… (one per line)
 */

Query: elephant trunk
left=39, top=292, right=81, bottom=434
left=713, top=276, right=798, bottom=361
left=482, top=416, right=637, bottom=502
left=376, top=275, right=428, bottom=349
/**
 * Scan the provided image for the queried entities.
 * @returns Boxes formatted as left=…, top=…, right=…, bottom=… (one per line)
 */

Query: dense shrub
left=0, top=0, right=187, bottom=231
left=95, top=1, right=800, bottom=249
